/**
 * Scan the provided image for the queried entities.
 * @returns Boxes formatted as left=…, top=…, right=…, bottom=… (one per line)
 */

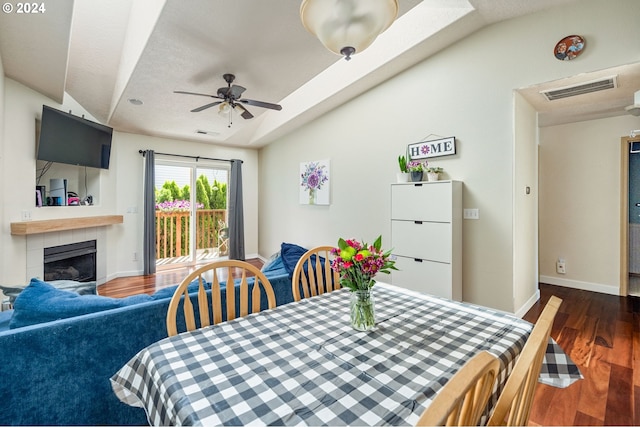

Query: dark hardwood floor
left=99, top=270, right=639, bottom=426
left=524, top=283, right=639, bottom=426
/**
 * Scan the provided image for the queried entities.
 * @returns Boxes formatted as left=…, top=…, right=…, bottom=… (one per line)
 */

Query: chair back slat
left=313, top=254, right=324, bottom=294
left=226, top=267, right=236, bottom=321
left=416, top=350, right=500, bottom=426
left=300, top=273, right=310, bottom=299
left=182, top=287, right=196, bottom=332
left=197, top=276, right=210, bottom=329
left=211, top=275, right=223, bottom=325
left=487, top=295, right=562, bottom=426
left=292, top=246, right=341, bottom=302
left=308, top=258, right=319, bottom=296
left=239, top=271, right=249, bottom=318
left=166, top=260, right=276, bottom=336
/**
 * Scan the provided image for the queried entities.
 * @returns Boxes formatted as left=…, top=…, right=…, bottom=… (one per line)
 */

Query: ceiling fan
left=174, top=73, right=282, bottom=127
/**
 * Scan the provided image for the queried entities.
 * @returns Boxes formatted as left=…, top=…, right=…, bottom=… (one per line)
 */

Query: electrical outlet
left=556, top=258, right=566, bottom=274
left=21, top=210, right=32, bottom=221
left=132, top=252, right=138, bottom=261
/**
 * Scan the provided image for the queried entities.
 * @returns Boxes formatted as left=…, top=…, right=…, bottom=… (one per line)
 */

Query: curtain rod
left=138, top=150, right=242, bottom=163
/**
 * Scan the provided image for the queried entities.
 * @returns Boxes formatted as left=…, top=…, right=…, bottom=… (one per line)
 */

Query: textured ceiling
left=2, top=0, right=636, bottom=148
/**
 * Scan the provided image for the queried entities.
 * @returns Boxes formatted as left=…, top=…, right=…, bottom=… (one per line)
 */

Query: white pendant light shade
left=300, top=0, right=398, bottom=60
left=218, top=102, right=231, bottom=116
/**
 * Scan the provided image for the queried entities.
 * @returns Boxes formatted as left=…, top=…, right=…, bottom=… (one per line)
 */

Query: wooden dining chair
left=416, top=351, right=501, bottom=426
left=292, top=246, right=341, bottom=302
left=486, top=295, right=563, bottom=426
left=166, top=260, right=276, bottom=336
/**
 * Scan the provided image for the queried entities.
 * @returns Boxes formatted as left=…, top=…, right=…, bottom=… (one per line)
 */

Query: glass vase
left=350, top=289, right=376, bottom=331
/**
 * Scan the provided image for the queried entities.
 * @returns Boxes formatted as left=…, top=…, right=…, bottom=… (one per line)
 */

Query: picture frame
left=554, top=35, right=585, bottom=61
left=299, top=159, right=330, bottom=205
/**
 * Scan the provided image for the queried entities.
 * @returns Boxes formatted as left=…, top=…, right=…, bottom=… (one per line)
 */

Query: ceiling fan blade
left=229, top=85, right=246, bottom=99
left=191, top=101, right=222, bottom=112
left=234, top=104, right=254, bottom=119
left=175, top=90, right=223, bottom=99
left=239, top=98, right=282, bottom=111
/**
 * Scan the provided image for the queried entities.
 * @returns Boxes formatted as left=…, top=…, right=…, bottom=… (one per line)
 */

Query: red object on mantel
left=67, top=197, right=80, bottom=206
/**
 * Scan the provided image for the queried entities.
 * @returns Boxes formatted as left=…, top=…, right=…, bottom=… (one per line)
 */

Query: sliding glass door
left=154, top=160, right=229, bottom=269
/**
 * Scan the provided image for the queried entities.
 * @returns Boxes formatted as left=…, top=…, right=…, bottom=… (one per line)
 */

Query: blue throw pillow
left=9, top=278, right=153, bottom=329
left=280, top=242, right=309, bottom=276
left=261, top=254, right=287, bottom=275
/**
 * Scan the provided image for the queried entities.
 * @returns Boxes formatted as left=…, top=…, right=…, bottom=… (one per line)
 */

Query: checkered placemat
left=111, top=284, right=581, bottom=426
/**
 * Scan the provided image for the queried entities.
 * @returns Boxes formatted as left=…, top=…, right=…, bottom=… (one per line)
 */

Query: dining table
left=111, top=283, right=581, bottom=426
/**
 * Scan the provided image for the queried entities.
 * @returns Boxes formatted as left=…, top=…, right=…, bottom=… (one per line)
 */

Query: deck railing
left=155, top=209, right=227, bottom=259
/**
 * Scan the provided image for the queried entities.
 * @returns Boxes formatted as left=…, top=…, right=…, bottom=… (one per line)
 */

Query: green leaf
left=337, top=238, right=348, bottom=250
left=373, top=235, right=382, bottom=251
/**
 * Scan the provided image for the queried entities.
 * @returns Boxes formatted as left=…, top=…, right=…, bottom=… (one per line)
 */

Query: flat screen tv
left=37, top=105, right=113, bottom=169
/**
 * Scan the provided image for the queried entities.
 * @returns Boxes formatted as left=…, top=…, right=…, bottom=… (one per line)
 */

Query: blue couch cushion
left=280, top=242, right=309, bottom=276
left=0, top=310, right=12, bottom=332
left=10, top=278, right=153, bottom=329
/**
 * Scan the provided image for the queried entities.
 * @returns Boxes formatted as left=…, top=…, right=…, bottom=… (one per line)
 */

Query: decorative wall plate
left=554, top=35, right=585, bottom=61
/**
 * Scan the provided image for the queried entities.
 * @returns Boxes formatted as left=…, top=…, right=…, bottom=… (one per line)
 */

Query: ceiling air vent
left=540, top=75, right=617, bottom=101
left=195, top=130, right=220, bottom=136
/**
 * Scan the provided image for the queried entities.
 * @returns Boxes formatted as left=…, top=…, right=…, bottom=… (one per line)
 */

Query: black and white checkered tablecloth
left=111, top=283, right=581, bottom=426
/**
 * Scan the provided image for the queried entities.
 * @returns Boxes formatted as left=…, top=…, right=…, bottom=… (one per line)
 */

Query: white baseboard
left=514, top=289, right=540, bottom=318
left=539, top=275, right=620, bottom=296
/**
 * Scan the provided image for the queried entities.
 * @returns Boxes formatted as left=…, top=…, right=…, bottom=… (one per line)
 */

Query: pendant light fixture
left=300, top=0, right=398, bottom=61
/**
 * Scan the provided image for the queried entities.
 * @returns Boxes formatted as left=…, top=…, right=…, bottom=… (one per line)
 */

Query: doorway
left=154, top=160, right=229, bottom=269
left=621, top=135, right=640, bottom=297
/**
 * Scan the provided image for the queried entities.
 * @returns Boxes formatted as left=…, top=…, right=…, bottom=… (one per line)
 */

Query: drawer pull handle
left=414, top=221, right=423, bottom=225
left=414, top=258, right=423, bottom=262
left=414, top=183, right=423, bottom=187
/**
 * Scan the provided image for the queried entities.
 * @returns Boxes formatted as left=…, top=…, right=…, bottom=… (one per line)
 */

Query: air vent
left=195, top=130, right=220, bottom=136
left=540, top=75, right=617, bottom=101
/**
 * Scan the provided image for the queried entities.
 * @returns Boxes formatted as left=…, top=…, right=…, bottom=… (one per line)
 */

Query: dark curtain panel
left=143, top=150, right=156, bottom=275
left=228, top=159, right=245, bottom=260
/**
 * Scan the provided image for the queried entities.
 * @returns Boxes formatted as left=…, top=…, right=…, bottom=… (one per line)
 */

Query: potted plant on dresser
left=397, top=155, right=410, bottom=183
left=407, top=160, right=426, bottom=182
left=426, top=166, right=443, bottom=182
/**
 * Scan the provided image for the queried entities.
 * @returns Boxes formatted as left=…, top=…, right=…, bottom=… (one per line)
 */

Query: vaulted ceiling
left=1, top=0, right=636, bottom=148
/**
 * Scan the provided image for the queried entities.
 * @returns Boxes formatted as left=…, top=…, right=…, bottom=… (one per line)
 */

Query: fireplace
left=44, top=240, right=97, bottom=282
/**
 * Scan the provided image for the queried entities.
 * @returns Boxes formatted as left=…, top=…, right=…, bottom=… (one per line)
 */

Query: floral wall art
left=300, top=159, right=330, bottom=205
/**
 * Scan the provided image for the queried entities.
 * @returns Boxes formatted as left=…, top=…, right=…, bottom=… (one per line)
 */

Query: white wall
left=0, top=77, right=259, bottom=285
left=539, top=115, right=640, bottom=295
left=513, top=92, right=539, bottom=316
left=258, top=0, right=640, bottom=312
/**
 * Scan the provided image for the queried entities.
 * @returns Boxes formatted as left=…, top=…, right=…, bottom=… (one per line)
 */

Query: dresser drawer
left=391, top=183, right=452, bottom=222
left=390, top=255, right=454, bottom=299
left=392, top=220, right=451, bottom=263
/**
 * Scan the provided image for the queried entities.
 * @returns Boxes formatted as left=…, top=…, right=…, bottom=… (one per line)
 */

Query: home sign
left=408, top=136, right=456, bottom=160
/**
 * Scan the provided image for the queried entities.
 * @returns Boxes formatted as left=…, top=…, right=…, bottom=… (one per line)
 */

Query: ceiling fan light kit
left=300, top=0, right=398, bottom=61
left=175, top=73, right=282, bottom=128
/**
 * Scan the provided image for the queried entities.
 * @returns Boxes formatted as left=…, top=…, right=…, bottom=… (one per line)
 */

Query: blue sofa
left=0, top=250, right=303, bottom=426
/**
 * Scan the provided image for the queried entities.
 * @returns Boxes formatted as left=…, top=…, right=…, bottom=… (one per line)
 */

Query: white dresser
left=390, top=181, right=462, bottom=300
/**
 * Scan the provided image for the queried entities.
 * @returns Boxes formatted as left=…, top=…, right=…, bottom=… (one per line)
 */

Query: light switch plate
left=463, top=209, right=479, bottom=220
